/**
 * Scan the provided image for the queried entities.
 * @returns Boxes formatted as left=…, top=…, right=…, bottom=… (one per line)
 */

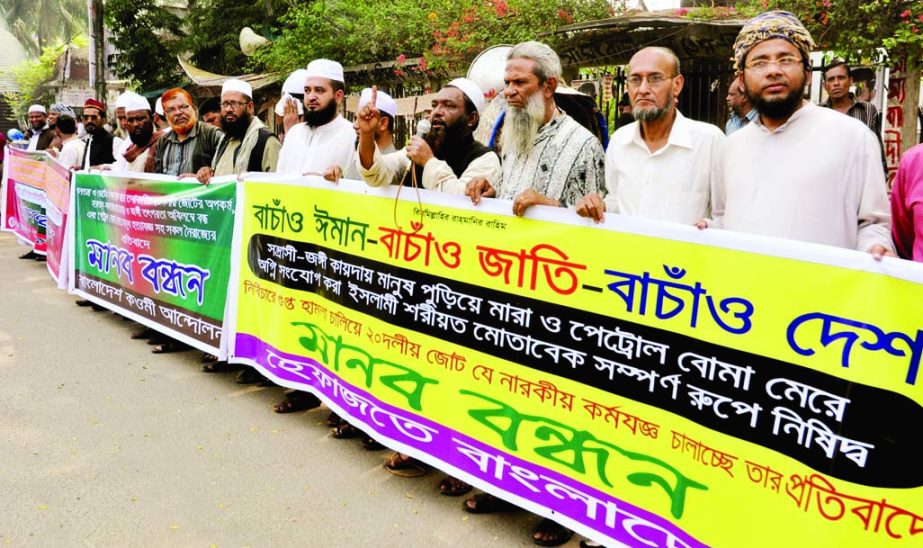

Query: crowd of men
left=7, top=10, right=923, bottom=547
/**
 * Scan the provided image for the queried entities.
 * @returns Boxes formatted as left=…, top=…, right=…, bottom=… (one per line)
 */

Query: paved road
left=0, top=232, right=559, bottom=547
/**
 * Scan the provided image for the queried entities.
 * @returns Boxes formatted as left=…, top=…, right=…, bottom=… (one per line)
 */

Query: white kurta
left=57, top=136, right=86, bottom=170
left=359, top=146, right=501, bottom=195
left=712, top=103, right=892, bottom=252
left=276, top=116, right=356, bottom=176
left=111, top=138, right=154, bottom=173
left=605, top=111, right=725, bottom=224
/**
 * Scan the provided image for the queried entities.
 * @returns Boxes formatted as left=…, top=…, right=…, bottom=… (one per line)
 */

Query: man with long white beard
left=465, top=41, right=604, bottom=217
left=357, top=79, right=500, bottom=193
left=196, top=78, right=280, bottom=181
left=153, top=88, right=223, bottom=177
left=111, top=93, right=164, bottom=173
left=575, top=47, right=725, bottom=225
left=275, top=59, right=355, bottom=179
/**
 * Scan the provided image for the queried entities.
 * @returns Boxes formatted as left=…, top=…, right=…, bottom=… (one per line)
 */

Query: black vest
left=407, top=135, right=492, bottom=186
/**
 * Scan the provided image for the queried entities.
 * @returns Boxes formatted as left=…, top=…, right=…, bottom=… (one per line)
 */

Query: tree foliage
left=105, top=0, right=186, bottom=91
left=181, top=0, right=292, bottom=76
left=4, top=38, right=87, bottom=122
left=0, top=0, right=86, bottom=56
left=253, top=0, right=613, bottom=76
left=734, top=0, right=923, bottom=64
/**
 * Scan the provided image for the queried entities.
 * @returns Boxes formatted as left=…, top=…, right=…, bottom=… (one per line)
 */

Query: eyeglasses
left=626, top=73, right=674, bottom=89
left=220, top=100, right=249, bottom=109
left=745, top=56, right=802, bottom=73
left=164, top=104, right=191, bottom=115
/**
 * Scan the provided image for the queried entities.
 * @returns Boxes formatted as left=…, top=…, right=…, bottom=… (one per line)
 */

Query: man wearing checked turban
left=703, top=11, right=894, bottom=259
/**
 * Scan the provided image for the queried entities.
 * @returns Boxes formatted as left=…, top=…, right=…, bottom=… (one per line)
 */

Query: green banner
left=72, top=172, right=236, bottom=354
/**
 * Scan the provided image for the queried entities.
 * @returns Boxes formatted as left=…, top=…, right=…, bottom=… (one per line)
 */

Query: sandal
left=327, top=411, right=345, bottom=427
left=331, top=422, right=364, bottom=439
left=463, top=493, right=514, bottom=514
left=151, top=340, right=189, bottom=354
left=201, top=353, right=219, bottom=363
left=438, top=476, right=473, bottom=497
left=131, top=327, right=155, bottom=340
left=362, top=437, right=385, bottom=451
left=531, top=519, right=574, bottom=547
left=273, top=392, right=321, bottom=414
left=236, top=368, right=271, bottom=385
left=384, top=452, right=426, bottom=477
left=579, top=541, right=602, bottom=548
left=202, top=361, right=244, bottom=373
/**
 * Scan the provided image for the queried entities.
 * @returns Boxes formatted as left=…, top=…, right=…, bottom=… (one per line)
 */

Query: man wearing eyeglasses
left=575, top=46, right=724, bottom=225
left=80, top=98, right=116, bottom=169
left=196, top=79, right=280, bottom=183
left=705, top=11, right=893, bottom=259
left=154, top=88, right=224, bottom=177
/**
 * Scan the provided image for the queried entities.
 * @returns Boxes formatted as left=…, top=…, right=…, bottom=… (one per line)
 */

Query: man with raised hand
left=275, top=59, right=355, bottom=181
left=356, top=81, right=500, bottom=193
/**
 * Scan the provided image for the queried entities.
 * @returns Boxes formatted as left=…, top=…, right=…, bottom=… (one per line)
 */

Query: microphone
left=416, top=119, right=431, bottom=138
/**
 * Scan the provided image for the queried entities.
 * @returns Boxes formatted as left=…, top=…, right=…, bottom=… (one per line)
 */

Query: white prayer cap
left=155, top=97, right=164, bottom=116
left=274, top=93, right=304, bottom=117
left=305, top=59, right=344, bottom=84
left=446, top=78, right=486, bottom=114
left=359, top=88, right=397, bottom=117
left=282, top=69, right=309, bottom=95
left=115, top=92, right=132, bottom=110
left=28, top=104, right=46, bottom=114
left=222, top=78, right=252, bottom=99
left=123, top=92, right=151, bottom=112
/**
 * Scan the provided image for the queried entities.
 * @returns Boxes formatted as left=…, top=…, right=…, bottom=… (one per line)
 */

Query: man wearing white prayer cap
left=153, top=97, right=170, bottom=132
left=276, top=68, right=308, bottom=134
left=343, top=87, right=397, bottom=180
left=110, top=92, right=165, bottom=173
left=25, top=104, right=54, bottom=151
left=196, top=78, right=281, bottom=184
left=357, top=80, right=500, bottom=196
left=275, top=58, right=355, bottom=182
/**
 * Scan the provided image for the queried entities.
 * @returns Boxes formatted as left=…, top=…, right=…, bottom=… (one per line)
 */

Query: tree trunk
left=88, top=0, right=106, bottom=101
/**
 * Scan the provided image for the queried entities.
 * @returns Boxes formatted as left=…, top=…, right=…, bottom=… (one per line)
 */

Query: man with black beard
left=272, top=59, right=355, bottom=414
left=275, top=59, right=355, bottom=179
left=704, top=11, right=893, bottom=258
left=357, top=79, right=500, bottom=193
left=110, top=93, right=163, bottom=173
left=575, top=47, right=724, bottom=225
left=80, top=98, right=116, bottom=169
left=465, top=41, right=604, bottom=218
left=24, top=104, right=54, bottom=151
left=196, top=79, right=280, bottom=182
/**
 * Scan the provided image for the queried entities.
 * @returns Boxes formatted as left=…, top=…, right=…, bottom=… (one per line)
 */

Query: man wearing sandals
left=354, top=77, right=501, bottom=494
left=463, top=40, right=604, bottom=547
left=273, top=59, right=356, bottom=413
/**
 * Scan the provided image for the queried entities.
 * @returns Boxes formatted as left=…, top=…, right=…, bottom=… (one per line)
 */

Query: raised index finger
left=370, top=85, right=377, bottom=108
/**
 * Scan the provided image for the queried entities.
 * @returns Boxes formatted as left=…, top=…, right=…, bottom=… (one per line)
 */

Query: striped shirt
left=498, top=110, right=605, bottom=206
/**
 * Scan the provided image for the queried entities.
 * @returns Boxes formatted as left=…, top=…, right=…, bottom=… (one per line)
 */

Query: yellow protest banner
left=229, top=177, right=923, bottom=547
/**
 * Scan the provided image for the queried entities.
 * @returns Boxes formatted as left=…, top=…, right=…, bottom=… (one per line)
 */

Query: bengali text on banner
left=227, top=177, right=923, bottom=547
left=1, top=146, right=52, bottom=255
left=71, top=172, right=236, bottom=355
